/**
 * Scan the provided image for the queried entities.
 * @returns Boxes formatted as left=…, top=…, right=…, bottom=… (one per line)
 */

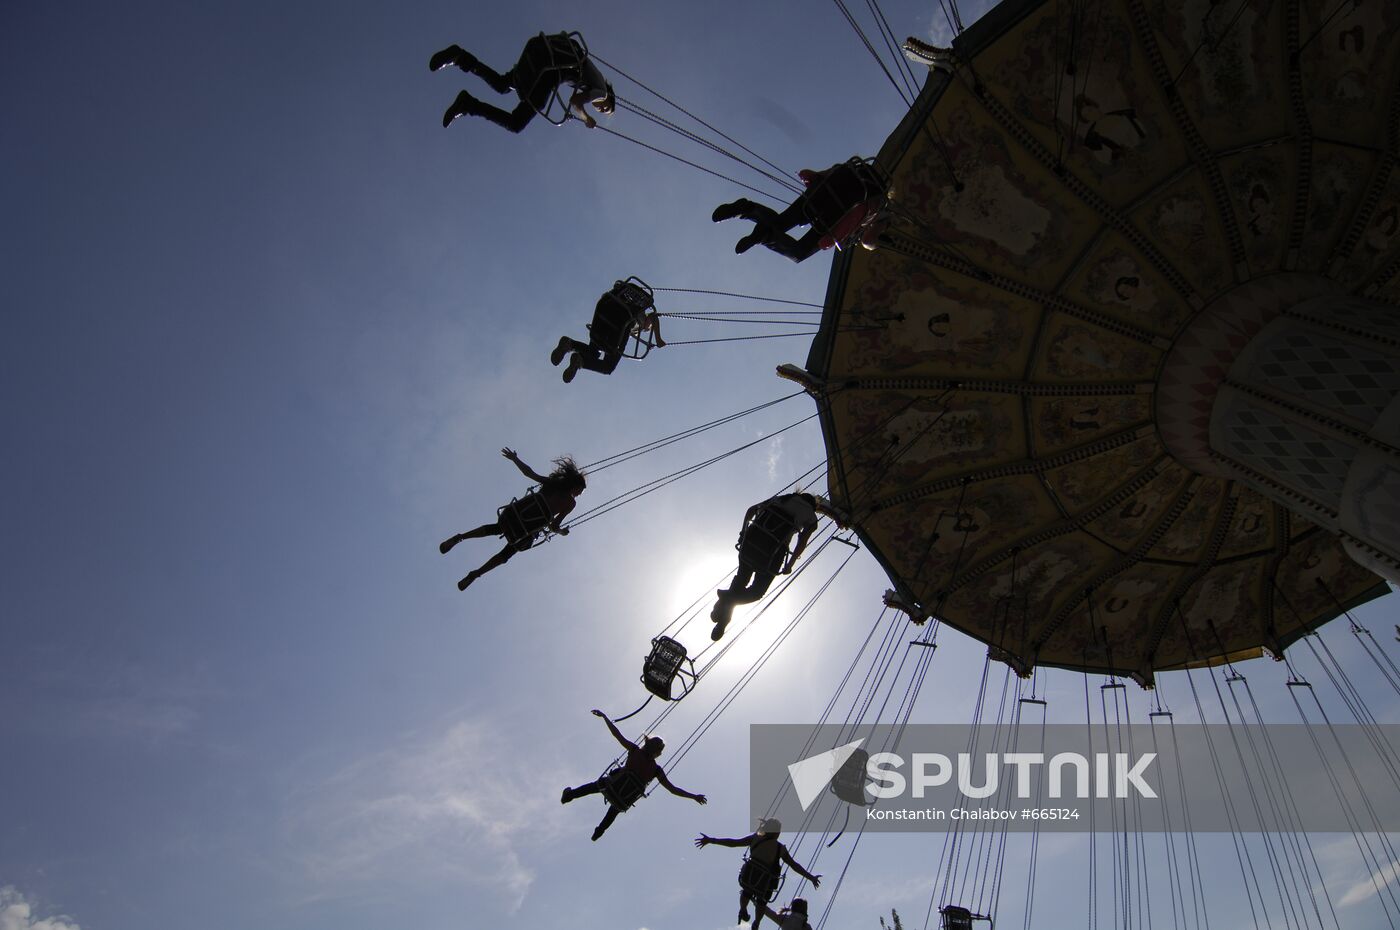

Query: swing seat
left=736, top=507, right=799, bottom=574
left=940, top=905, right=991, bottom=930
left=516, top=31, right=590, bottom=125
left=829, top=747, right=872, bottom=806
left=600, top=767, right=647, bottom=810
left=801, top=158, right=890, bottom=245
left=589, top=276, right=658, bottom=360
left=641, top=635, right=697, bottom=701
left=497, top=491, right=553, bottom=551
left=738, top=857, right=785, bottom=903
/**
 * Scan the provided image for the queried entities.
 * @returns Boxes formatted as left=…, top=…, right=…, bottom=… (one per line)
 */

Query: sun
left=660, top=548, right=806, bottom=676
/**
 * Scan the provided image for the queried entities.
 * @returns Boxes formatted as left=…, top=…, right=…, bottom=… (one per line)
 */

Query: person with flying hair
left=439, top=448, right=586, bottom=591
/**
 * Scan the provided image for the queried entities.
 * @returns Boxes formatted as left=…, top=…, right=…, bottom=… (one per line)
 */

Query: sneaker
left=712, top=199, right=753, bottom=222
left=442, top=90, right=480, bottom=128
left=562, top=353, right=582, bottom=383
left=735, top=232, right=762, bottom=254
left=439, top=533, right=463, bottom=555
left=591, top=825, right=606, bottom=842
left=428, top=44, right=475, bottom=72
left=561, top=787, right=574, bottom=804
left=457, top=571, right=478, bottom=591
left=550, top=336, right=571, bottom=366
left=739, top=907, right=751, bottom=923
left=711, top=606, right=732, bottom=641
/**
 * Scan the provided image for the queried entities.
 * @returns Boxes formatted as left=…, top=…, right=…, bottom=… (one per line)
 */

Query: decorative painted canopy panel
left=806, top=0, right=1397, bottom=679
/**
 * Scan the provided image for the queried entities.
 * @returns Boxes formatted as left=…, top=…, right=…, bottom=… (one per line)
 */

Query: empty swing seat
left=940, top=905, right=990, bottom=930
left=497, top=492, right=553, bottom=551
left=641, top=635, right=696, bottom=701
left=830, top=747, right=872, bottom=806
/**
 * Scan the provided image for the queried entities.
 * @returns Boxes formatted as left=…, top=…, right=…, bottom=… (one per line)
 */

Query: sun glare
left=662, top=549, right=801, bottom=673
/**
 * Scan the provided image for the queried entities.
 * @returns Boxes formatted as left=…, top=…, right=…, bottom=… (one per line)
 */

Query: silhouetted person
left=695, top=819, right=821, bottom=928
left=710, top=493, right=819, bottom=640
left=754, top=897, right=813, bottom=930
left=431, top=32, right=614, bottom=132
left=439, top=448, right=585, bottom=590
left=712, top=159, right=889, bottom=262
left=551, top=287, right=665, bottom=382
left=562, top=709, right=706, bottom=840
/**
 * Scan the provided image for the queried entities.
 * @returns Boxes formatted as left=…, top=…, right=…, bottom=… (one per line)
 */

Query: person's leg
left=575, top=344, right=622, bottom=375
left=591, top=804, right=622, bottom=841
left=762, top=229, right=823, bottom=263
left=552, top=336, right=591, bottom=366
left=562, top=344, right=611, bottom=383
left=734, top=205, right=793, bottom=254
left=440, top=521, right=500, bottom=554
left=428, top=44, right=480, bottom=73
left=562, top=777, right=606, bottom=803
left=466, top=59, right=516, bottom=94
left=459, top=543, right=515, bottom=590
left=712, top=199, right=777, bottom=224
left=724, top=570, right=777, bottom=606
left=711, top=565, right=755, bottom=639
left=444, top=93, right=536, bottom=132
left=719, top=566, right=755, bottom=601
left=772, top=199, right=808, bottom=233
left=738, top=890, right=753, bottom=923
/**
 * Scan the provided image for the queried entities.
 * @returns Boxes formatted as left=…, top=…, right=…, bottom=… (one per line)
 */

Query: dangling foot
left=562, top=353, right=582, bottom=383
left=439, top=533, right=465, bottom=555
left=457, top=571, right=480, bottom=591
left=711, top=601, right=732, bottom=641
left=442, top=90, right=481, bottom=127
left=735, top=232, right=763, bottom=254
left=428, top=44, right=477, bottom=72
left=739, top=906, right=751, bottom=923
left=712, top=199, right=755, bottom=223
left=550, top=337, right=571, bottom=366
left=591, top=824, right=606, bottom=842
left=561, top=787, right=575, bottom=804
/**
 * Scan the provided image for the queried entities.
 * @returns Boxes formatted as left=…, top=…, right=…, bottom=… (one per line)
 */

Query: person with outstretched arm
left=695, top=819, right=821, bottom=928
left=562, top=709, right=706, bottom=841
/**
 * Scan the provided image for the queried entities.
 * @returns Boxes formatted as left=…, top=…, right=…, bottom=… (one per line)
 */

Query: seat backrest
left=830, top=748, right=871, bottom=805
left=530, top=32, right=587, bottom=75
left=642, top=636, right=688, bottom=699
left=804, top=159, right=887, bottom=232
left=611, top=280, right=654, bottom=313
left=738, top=848, right=784, bottom=901
left=602, top=767, right=647, bottom=808
left=940, top=906, right=974, bottom=930
left=497, top=492, right=552, bottom=548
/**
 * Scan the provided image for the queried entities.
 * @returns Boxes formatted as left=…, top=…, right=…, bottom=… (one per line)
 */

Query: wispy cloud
left=1312, top=835, right=1400, bottom=910
left=766, top=436, right=785, bottom=482
left=285, top=714, right=571, bottom=913
left=1335, top=855, right=1400, bottom=908
left=0, top=888, right=81, bottom=930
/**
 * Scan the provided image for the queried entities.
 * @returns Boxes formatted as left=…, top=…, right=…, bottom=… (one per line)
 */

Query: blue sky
left=4, top=2, right=1399, bottom=929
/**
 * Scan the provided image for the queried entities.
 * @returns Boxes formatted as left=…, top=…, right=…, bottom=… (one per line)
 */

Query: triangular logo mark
left=787, top=739, right=865, bottom=811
